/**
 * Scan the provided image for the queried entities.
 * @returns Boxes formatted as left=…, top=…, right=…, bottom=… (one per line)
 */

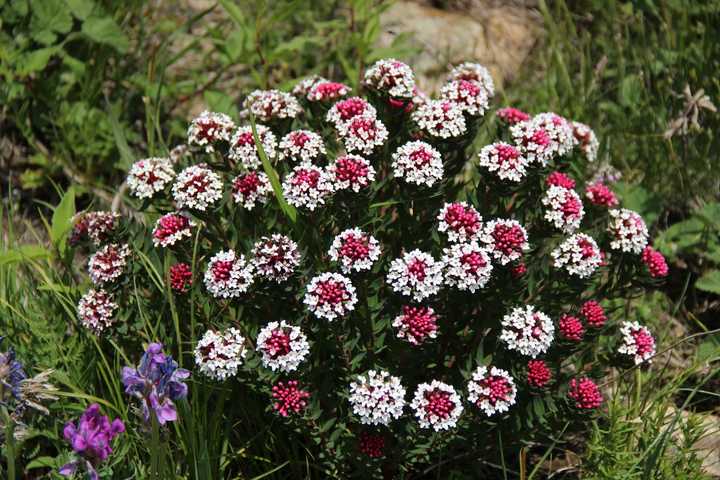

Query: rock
left=378, top=1, right=543, bottom=94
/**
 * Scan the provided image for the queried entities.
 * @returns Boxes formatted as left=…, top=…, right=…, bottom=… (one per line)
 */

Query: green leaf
left=29, top=0, right=73, bottom=45
left=218, top=0, right=246, bottom=27
left=696, top=270, right=720, bottom=295
left=81, top=16, right=129, bottom=53
left=17, top=47, right=58, bottom=75
left=26, top=456, right=58, bottom=470
left=50, top=186, right=76, bottom=251
left=0, top=245, right=50, bottom=266
left=66, top=0, right=95, bottom=20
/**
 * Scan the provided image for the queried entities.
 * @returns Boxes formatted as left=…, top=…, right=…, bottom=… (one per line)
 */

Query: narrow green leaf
left=0, top=245, right=50, bottom=266
left=50, top=186, right=75, bottom=251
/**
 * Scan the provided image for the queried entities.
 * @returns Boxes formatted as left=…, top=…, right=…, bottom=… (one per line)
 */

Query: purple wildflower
left=0, top=342, right=26, bottom=404
left=121, top=342, right=190, bottom=425
left=59, top=404, right=124, bottom=480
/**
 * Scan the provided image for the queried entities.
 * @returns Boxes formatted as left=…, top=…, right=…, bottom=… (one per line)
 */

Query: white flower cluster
left=326, top=154, right=376, bottom=193
left=363, top=59, right=416, bottom=98
left=292, top=75, right=326, bottom=97
left=618, top=321, right=656, bottom=365
left=77, top=288, right=118, bottom=334
left=337, top=114, right=389, bottom=155
left=387, top=249, right=444, bottom=302
left=204, top=250, right=255, bottom=299
left=187, top=111, right=235, bottom=153
left=172, top=164, right=223, bottom=211
left=551, top=233, right=602, bottom=279
left=278, top=130, right=326, bottom=163
left=442, top=242, right=493, bottom=292
left=326, top=97, right=377, bottom=127
left=152, top=213, right=195, bottom=248
left=467, top=366, right=517, bottom=417
left=228, top=125, right=277, bottom=170
left=447, top=62, right=495, bottom=98
left=572, top=121, right=599, bottom=162
left=440, top=80, right=489, bottom=116
left=256, top=320, right=310, bottom=372
left=510, top=120, right=554, bottom=167
left=532, top=112, right=576, bottom=157
left=307, top=81, right=351, bottom=102
left=194, top=327, right=247, bottom=380
left=303, top=272, right=358, bottom=321
left=479, top=219, right=530, bottom=265
left=243, top=89, right=301, bottom=122
left=282, top=164, right=334, bottom=211
left=410, top=381, right=464, bottom=431
left=437, top=202, right=483, bottom=243
left=542, top=185, right=585, bottom=233
left=393, top=306, right=438, bottom=345
left=88, top=243, right=130, bottom=286
left=251, top=234, right=301, bottom=283
left=391, top=141, right=444, bottom=187
left=349, top=370, right=406, bottom=425
left=328, top=228, right=381, bottom=273
left=608, top=208, right=649, bottom=254
left=231, top=171, right=272, bottom=210
left=411, top=100, right=466, bottom=139
left=477, top=143, right=528, bottom=183
left=500, top=305, right=555, bottom=358
left=127, top=157, right=176, bottom=199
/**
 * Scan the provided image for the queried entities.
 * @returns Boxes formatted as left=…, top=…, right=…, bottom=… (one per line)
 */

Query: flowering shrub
left=64, top=58, right=670, bottom=476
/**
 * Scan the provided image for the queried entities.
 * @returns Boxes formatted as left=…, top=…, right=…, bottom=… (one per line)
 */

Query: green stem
left=2, top=407, right=16, bottom=480
left=150, top=413, right=161, bottom=479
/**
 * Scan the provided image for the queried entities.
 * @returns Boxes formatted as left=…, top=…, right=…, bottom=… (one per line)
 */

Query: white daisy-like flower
left=363, top=58, right=416, bottom=98
left=243, top=89, right=301, bottom=122
left=303, top=272, right=357, bottom=321
left=88, top=243, right=130, bottom=286
left=77, top=288, right=118, bottom=334
left=187, top=111, right=236, bottom=153
left=349, top=370, right=406, bottom=426
left=499, top=305, right=555, bottom=358
left=256, top=320, right=310, bottom=373
left=572, top=121, right=599, bottom=162
left=228, top=125, right=277, bottom=170
left=337, top=114, right=388, bottom=155
left=251, top=234, right=301, bottom=283
left=326, top=97, right=378, bottom=127
left=282, top=164, right=334, bottom=211
left=391, top=141, right=444, bottom=187
left=467, top=366, right=517, bottom=417
left=127, top=157, right=175, bottom=199
left=152, top=213, right=195, bottom=248
left=542, top=185, right=585, bottom=233
left=328, top=228, right=381, bottom=274
left=442, top=242, right=493, bottom=293
left=479, top=219, right=530, bottom=265
left=231, top=171, right=272, bottom=210
left=447, top=62, right=495, bottom=98
left=477, top=143, right=528, bottom=183
left=386, top=249, right=443, bottom=302
left=203, top=250, right=255, bottom=299
left=278, top=130, right=326, bottom=163
left=618, top=321, right=656, bottom=365
left=607, top=208, right=649, bottom=254
left=326, top=154, right=376, bottom=193
left=194, top=327, right=247, bottom=380
left=440, top=79, right=489, bottom=116
left=172, top=164, right=223, bottom=211
left=437, top=202, right=483, bottom=243
left=412, top=100, right=466, bottom=139
left=410, top=380, right=464, bottom=431
left=551, top=233, right=602, bottom=279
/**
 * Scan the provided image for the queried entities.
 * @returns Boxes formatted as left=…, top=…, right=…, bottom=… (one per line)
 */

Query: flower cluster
left=558, top=314, right=585, bottom=342
left=567, top=377, right=602, bottom=410
left=387, top=250, right=444, bottom=302
left=551, top=233, right=602, bottom=279
left=152, top=213, right=195, bottom=248
left=232, top=171, right=272, bottom=210
left=542, top=185, right=585, bottom=233
left=77, top=289, right=118, bottom=334
left=272, top=381, right=310, bottom=416
left=442, top=242, right=493, bottom=292
left=326, top=97, right=377, bottom=127
left=87, top=243, right=130, bottom=286
left=304, top=272, right=358, bottom=321
left=243, top=89, right=301, bottom=122
left=251, top=234, right=301, bottom=282
left=194, top=328, right=247, bottom=380
left=127, top=157, right=175, bottom=199
left=580, top=300, right=607, bottom=328
left=187, top=111, right=235, bottom=153
left=448, top=62, right=495, bottom=98
left=229, top=124, right=277, bottom=169
left=572, top=122, right=599, bottom=162
left=477, top=142, right=527, bottom=183
left=437, top=202, right=483, bottom=243
left=256, top=321, right=309, bottom=372
left=364, top=59, right=415, bottom=99
left=169, top=263, right=192, bottom=293
left=585, top=182, right=619, bottom=207
left=391, top=141, right=444, bottom=187
left=393, top=306, right=439, bottom=345
left=607, top=208, right=649, bottom=254
left=359, top=432, right=385, bottom=458
left=440, top=79, right=489, bottom=116
left=328, top=228, right=381, bottom=273
left=618, top=321, right=656, bottom=365
left=412, top=100, right=466, bottom=139
left=641, top=246, right=669, bottom=278
left=172, top=164, right=223, bottom=211
left=410, top=381, right=464, bottom=431
left=337, top=114, right=389, bottom=155
left=70, top=211, right=119, bottom=246
left=327, top=154, right=376, bottom=192
left=500, top=305, right=555, bottom=358
left=204, top=250, right=255, bottom=298
left=496, top=107, right=530, bottom=125
left=282, top=164, right=334, bottom=211
left=349, top=370, right=406, bottom=425
left=307, top=81, right=351, bottom=102
left=467, top=366, right=517, bottom=417
left=278, top=130, right=326, bottom=163
left=480, top=219, right=529, bottom=265
left=527, top=360, right=552, bottom=388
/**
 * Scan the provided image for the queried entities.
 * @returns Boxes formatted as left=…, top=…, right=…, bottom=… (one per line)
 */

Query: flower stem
left=2, top=407, right=16, bottom=480
left=150, top=414, right=161, bottom=479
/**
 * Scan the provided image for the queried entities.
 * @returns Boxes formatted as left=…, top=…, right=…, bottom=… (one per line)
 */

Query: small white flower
left=282, top=164, right=334, bottom=211
left=467, top=366, right=517, bottom=417
left=447, top=62, right=495, bottom=98
left=328, top=228, right=381, bottom=274
left=231, top=171, right=272, bottom=210
left=440, top=79, right=489, bottom=116
left=337, top=114, right=388, bottom=155
left=88, top=243, right=130, bottom=286
left=172, top=164, right=223, bottom=211
left=243, top=89, right=301, bottom=122
left=477, top=143, right=528, bottom=183
left=608, top=208, right=649, bottom=254
left=532, top=112, right=576, bottom=157
left=479, top=219, right=530, bottom=265
left=442, top=242, right=493, bottom=292
left=228, top=125, right=277, bottom=170
left=194, top=328, right=247, bottom=380
left=187, top=111, right=236, bottom=153
left=387, top=249, right=444, bottom=302
left=152, top=213, right=195, bottom=248
left=363, top=58, right=416, bottom=98
left=572, top=121, right=599, bottom=162
left=412, top=100, right=466, bottom=139
left=251, top=234, right=301, bottom=283
left=127, top=157, right=175, bottom=199
left=256, top=320, right=309, bottom=373
left=204, top=250, right=255, bottom=299
left=391, top=141, right=444, bottom=187
left=618, top=321, right=656, bottom=365
left=303, top=272, right=357, bottom=321
left=278, top=130, right=326, bottom=163
left=500, top=305, right=555, bottom=358
left=410, top=380, right=463, bottom=431
left=349, top=370, right=406, bottom=425
left=542, top=185, right=585, bottom=233
left=551, top=233, right=602, bottom=279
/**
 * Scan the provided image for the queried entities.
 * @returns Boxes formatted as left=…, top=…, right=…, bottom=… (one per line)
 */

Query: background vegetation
left=1, top=0, right=718, bottom=478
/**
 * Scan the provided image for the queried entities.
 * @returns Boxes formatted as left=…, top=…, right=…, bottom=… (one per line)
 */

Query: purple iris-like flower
left=0, top=340, right=27, bottom=404
left=121, top=342, right=190, bottom=425
left=59, top=403, right=124, bottom=480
